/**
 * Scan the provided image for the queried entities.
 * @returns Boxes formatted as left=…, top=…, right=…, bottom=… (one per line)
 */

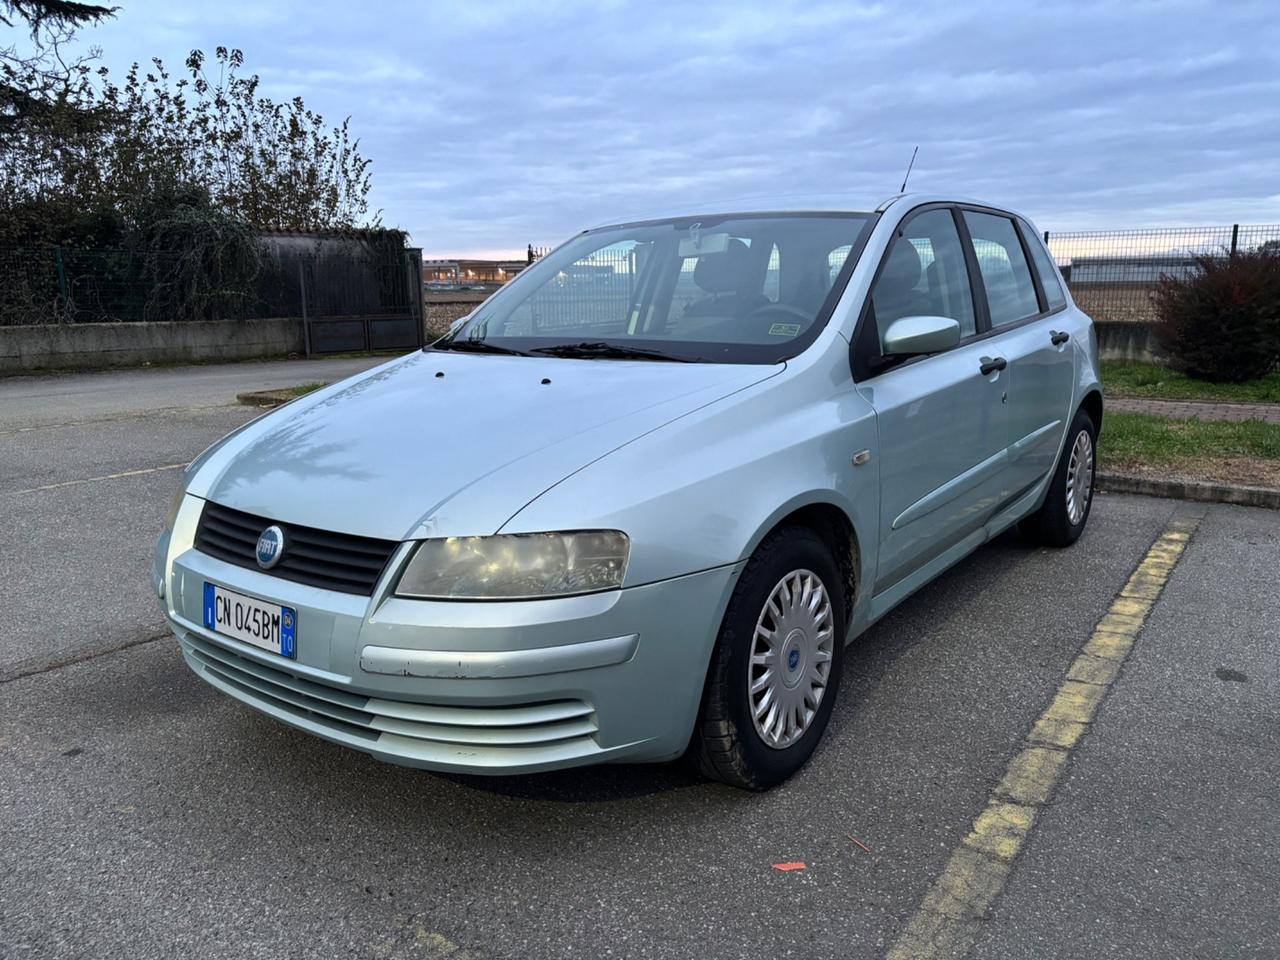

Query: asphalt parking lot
left=2, top=360, right=1277, bottom=960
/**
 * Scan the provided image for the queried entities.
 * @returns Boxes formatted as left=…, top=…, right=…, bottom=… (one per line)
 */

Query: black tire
left=693, top=525, right=847, bottom=790
left=1019, top=407, right=1097, bottom=548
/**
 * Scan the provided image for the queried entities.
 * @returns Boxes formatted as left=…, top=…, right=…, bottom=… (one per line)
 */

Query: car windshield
left=436, top=212, right=875, bottom=363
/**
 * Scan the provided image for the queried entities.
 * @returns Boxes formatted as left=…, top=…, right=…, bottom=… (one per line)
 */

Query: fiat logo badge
left=256, top=525, right=285, bottom=569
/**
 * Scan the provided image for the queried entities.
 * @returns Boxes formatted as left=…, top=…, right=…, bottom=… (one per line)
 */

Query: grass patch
left=1103, top=411, right=1280, bottom=487
left=1105, top=412, right=1280, bottom=462
left=281, top=381, right=327, bottom=398
left=1101, top=361, right=1280, bottom=403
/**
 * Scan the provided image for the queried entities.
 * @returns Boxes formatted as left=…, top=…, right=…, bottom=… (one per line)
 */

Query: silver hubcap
left=748, top=570, right=835, bottom=750
left=1066, top=429, right=1094, bottom=525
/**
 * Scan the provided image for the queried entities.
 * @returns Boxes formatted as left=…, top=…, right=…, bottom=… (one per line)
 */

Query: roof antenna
left=899, top=145, right=919, bottom=193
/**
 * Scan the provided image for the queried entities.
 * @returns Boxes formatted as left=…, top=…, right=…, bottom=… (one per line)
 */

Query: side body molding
left=891, top=447, right=1010, bottom=531
left=1010, top=419, right=1063, bottom=461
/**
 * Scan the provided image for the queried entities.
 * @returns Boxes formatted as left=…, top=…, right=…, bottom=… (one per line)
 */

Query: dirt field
left=1068, top=282, right=1157, bottom=323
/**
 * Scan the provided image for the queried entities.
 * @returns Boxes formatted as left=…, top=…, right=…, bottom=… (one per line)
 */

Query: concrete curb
left=1097, top=471, right=1280, bottom=509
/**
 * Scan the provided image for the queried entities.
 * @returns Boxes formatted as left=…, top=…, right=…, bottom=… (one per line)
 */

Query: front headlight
left=395, top=531, right=630, bottom=600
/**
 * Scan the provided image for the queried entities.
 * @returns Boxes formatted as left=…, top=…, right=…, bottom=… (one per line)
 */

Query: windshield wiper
left=430, top=338, right=530, bottom=357
left=529, top=341, right=696, bottom=363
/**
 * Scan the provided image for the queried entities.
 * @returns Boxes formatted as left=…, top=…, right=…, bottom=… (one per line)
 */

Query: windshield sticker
left=767, top=322, right=802, bottom=337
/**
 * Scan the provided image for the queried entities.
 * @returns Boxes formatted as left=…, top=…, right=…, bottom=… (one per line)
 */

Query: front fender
left=500, top=335, right=880, bottom=608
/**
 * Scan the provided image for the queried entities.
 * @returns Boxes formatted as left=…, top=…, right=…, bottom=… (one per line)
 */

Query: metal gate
left=292, top=248, right=425, bottom=354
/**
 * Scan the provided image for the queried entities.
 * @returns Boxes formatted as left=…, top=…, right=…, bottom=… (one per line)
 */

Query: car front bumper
left=157, top=497, right=742, bottom=774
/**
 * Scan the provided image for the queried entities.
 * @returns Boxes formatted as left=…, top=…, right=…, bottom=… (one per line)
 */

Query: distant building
left=1064, top=255, right=1202, bottom=284
left=423, top=259, right=530, bottom=286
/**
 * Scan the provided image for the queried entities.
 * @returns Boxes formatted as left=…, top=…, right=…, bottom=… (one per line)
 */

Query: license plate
left=202, top=582, right=296, bottom=659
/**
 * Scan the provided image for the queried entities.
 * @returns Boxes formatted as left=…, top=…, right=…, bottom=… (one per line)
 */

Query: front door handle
left=1050, top=330, right=1070, bottom=346
left=979, top=356, right=1007, bottom=375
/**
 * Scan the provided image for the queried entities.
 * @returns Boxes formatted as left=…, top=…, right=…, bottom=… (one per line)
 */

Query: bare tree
left=1, top=0, right=115, bottom=134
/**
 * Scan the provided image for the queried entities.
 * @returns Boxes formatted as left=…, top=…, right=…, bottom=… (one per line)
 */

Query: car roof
left=586, top=193, right=1025, bottom=232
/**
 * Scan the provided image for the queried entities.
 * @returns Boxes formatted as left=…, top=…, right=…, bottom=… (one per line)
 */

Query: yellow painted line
left=886, top=513, right=1202, bottom=960
left=11, top=463, right=186, bottom=494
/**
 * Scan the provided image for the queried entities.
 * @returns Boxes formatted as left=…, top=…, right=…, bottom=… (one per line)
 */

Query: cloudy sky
left=68, top=0, right=1280, bottom=257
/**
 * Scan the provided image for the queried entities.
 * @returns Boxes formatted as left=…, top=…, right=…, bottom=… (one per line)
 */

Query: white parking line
left=10, top=463, right=186, bottom=494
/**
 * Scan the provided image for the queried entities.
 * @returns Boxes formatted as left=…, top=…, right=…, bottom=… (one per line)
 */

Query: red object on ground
left=771, top=861, right=806, bottom=872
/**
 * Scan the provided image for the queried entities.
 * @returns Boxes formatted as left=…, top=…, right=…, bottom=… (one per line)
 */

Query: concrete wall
left=0, top=318, right=303, bottom=376
left=1095, top=320, right=1164, bottom=364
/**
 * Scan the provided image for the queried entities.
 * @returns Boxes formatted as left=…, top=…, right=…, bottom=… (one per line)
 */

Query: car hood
left=188, top=350, right=781, bottom=541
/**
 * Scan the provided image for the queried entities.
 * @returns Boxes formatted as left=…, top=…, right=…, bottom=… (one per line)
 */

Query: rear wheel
left=1020, top=407, right=1097, bottom=548
left=693, top=526, right=847, bottom=790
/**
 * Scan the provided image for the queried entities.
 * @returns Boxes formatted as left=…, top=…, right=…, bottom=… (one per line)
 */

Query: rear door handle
left=979, top=356, right=1007, bottom=375
left=1050, top=330, right=1070, bottom=346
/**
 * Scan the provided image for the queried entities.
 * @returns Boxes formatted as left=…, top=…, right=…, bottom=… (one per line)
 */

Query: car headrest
left=880, top=240, right=923, bottom=296
left=694, top=238, right=754, bottom=294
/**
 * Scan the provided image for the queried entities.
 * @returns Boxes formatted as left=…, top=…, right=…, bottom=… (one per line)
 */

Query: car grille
left=194, top=500, right=399, bottom=596
left=181, top=633, right=600, bottom=755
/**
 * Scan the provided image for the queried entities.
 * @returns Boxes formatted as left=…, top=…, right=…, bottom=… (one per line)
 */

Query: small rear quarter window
left=1020, top=220, right=1067, bottom=310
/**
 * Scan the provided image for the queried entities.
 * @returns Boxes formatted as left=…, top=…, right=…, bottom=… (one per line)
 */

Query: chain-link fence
left=0, top=246, right=188, bottom=326
left=1, top=243, right=424, bottom=346
left=1045, top=224, right=1280, bottom=323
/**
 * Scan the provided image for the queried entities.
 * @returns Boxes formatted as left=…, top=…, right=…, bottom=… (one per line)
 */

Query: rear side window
left=1020, top=220, right=1067, bottom=310
left=963, top=211, right=1040, bottom=327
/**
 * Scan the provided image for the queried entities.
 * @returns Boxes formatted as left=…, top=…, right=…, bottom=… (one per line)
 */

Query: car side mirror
left=882, top=315, right=961, bottom=356
left=448, top=314, right=471, bottom=335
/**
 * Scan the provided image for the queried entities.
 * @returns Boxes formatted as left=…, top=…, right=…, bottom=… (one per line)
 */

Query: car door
left=961, top=210, right=1077, bottom=501
left=854, top=206, right=1011, bottom=595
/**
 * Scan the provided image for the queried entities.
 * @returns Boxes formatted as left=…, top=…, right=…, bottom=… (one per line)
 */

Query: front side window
left=869, top=208, right=977, bottom=349
left=964, top=211, right=1041, bottom=327
left=438, top=213, right=874, bottom=364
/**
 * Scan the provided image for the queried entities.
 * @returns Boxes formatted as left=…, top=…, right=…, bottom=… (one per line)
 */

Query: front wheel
left=1020, top=407, right=1097, bottom=547
left=693, top=526, right=847, bottom=790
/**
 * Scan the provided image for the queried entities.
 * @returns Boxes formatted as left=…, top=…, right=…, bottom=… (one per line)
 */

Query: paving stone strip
left=1108, top=396, right=1280, bottom=423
